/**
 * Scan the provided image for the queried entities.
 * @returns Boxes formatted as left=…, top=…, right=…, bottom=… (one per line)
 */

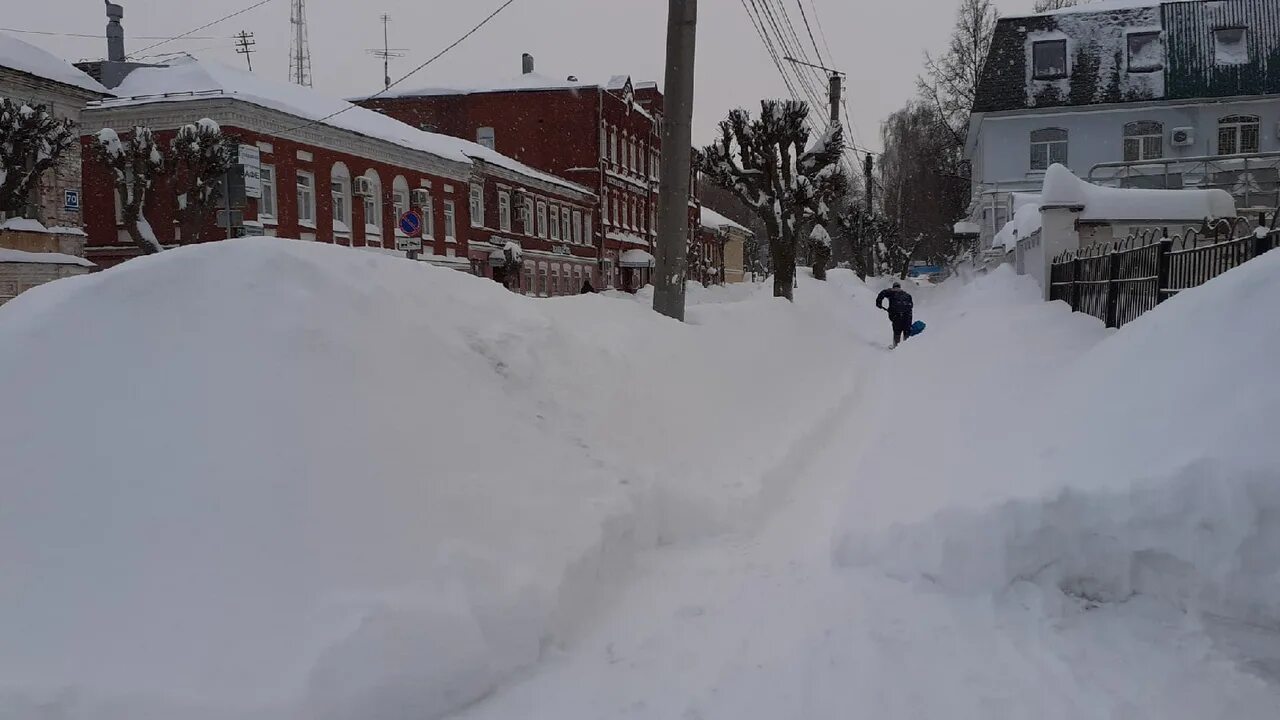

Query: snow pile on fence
left=1041, top=163, right=1236, bottom=221
left=837, top=253, right=1280, bottom=634
left=0, top=238, right=864, bottom=720
left=994, top=200, right=1043, bottom=251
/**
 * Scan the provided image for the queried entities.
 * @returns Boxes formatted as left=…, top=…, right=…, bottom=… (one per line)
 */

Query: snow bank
left=0, top=247, right=94, bottom=266
left=0, top=238, right=862, bottom=720
left=837, top=252, right=1280, bottom=635
left=0, top=30, right=109, bottom=95
left=995, top=200, right=1043, bottom=251
left=1041, top=163, right=1236, bottom=221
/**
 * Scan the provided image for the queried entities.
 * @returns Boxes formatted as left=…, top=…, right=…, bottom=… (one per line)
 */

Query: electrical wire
left=1, top=27, right=232, bottom=41
left=794, top=0, right=826, bottom=68
left=283, top=0, right=518, bottom=133
left=127, top=0, right=278, bottom=60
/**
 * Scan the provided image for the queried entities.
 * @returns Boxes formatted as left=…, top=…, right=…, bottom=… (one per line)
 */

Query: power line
left=794, top=0, right=825, bottom=67
left=128, top=0, right=278, bottom=60
left=757, top=0, right=824, bottom=109
left=0, top=27, right=234, bottom=41
left=804, top=0, right=835, bottom=67
left=284, top=0, right=518, bottom=132
left=740, top=0, right=803, bottom=105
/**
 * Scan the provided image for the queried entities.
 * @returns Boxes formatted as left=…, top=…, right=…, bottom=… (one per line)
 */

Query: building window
left=572, top=210, right=583, bottom=244
left=609, top=129, right=618, bottom=166
left=537, top=201, right=548, bottom=237
left=1123, top=121, right=1163, bottom=161
left=1127, top=32, right=1162, bottom=73
left=523, top=264, right=533, bottom=294
left=539, top=267, right=548, bottom=296
left=1030, top=128, right=1068, bottom=170
left=603, top=193, right=611, bottom=226
left=470, top=184, right=484, bottom=228
left=1214, top=27, right=1249, bottom=66
left=550, top=203, right=561, bottom=240
left=499, top=190, right=512, bottom=232
left=296, top=171, right=316, bottom=226
left=1032, top=39, right=1068, bottom=80
left=443, top=199, right=456, bottom=240
left=259, top=165, right=277, bottom=219
left=523, top=196, right=535, bottom=234
left=362, top=170, right=382, bottom=236
left=552, top=268, right=560, bottom=296
left=584, top=212, right=594, bottom=245
left=561, top=207, right=572, bottom=242
left=421, top=191, right=435, bottom=238
left=477, top=127, right=496, bottom=149
left=650, top=204, right=657, bottom=235
left=612, top=192, right=620, bottom=226
left=392, top=176, right=410, bottom=234
left=1218, top=115, right=1260, bottom=155
left=652, top=151, right=660, bottom=179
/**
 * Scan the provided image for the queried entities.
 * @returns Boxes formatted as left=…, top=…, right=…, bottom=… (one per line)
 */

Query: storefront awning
left=619, top=249, right=655, bottom=268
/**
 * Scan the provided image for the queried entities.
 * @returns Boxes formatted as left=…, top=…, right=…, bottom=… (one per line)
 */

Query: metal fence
left=1049, top=217, right=1280, bottom=328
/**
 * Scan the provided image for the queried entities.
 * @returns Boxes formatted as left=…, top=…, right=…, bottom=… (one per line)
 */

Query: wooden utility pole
left=653, top=0, right=698, bottom=321
left=234, top=31, right=256, bottom=72
left=864, top=153, right=876, bottom=273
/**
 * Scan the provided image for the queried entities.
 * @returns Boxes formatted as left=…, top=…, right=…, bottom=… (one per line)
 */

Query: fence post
left=1156, top=237, right=1172, bottom=305
left=1071, top=256, right=1082, bottom=311
left=1254, top=226, right=1272, bottom=260
left=1105, top=246, right=1121, bottom=328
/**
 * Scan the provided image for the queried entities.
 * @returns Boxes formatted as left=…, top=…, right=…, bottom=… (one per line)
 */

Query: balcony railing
left=1088, top=151, right=1280, bottom=210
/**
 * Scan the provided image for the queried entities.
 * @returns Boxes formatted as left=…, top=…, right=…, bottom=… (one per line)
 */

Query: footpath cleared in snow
left=2, top=239, right=1278, bottom=718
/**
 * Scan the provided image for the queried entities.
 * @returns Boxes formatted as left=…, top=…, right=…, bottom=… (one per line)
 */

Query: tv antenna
left=366, top=13, right=407, bottom=90
left=234, top=30, right=256, bottom=71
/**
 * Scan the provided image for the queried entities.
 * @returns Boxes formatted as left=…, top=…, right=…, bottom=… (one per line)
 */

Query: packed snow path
left=453, top=275, right=1280, bottom=719
left=2, top=240, right=1278, bottom=719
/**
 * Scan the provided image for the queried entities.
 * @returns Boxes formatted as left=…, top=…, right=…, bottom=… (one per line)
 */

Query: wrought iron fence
left=1049, top=217, right=1280, bottom=328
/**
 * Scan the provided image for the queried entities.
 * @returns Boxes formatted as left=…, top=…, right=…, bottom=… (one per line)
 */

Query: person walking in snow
left=580, top=279, right=595, bottom=294
left=876, top=281, right=914, bottom=349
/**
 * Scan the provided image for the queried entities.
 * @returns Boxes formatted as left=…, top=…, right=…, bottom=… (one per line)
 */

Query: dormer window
left=1032, top=39, right=1068, bottom=80
left=1127, top=32, right=1162, bottom=73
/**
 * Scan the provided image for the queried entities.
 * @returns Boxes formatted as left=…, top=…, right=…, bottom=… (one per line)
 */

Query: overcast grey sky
left=10, top=0, right=1036, bottom=150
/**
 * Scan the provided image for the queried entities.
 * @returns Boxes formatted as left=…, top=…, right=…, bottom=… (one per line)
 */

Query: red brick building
left=78, top=56, right=596, bottom=295
left=355, top=54, right=700, bottom=291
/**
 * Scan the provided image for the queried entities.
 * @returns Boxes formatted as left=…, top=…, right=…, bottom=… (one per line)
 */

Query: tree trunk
left=812, top=243, right=830, bottom=280
left=119, top=184, right=162, bottom=255
left=771, top=232, right=797, bottom=301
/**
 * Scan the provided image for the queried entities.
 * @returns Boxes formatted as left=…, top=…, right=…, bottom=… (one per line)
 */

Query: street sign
left=63, top=189, right=80, bottom=212
left=397, top=211, right=423, bottom=251
left=238, top=145, right=262, bottom=199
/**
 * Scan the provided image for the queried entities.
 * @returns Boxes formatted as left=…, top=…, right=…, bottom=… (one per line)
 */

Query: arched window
left=1123, top=121, right=1163, bottom=161
left=1218, top=115, right=1260, bottom=155
left=392, top=176, right=410, bottom=237
left=330, top=162, right=352, bottom=244
left=362, top=169, right=383, bottom=241
left=1030, top=128, right=1067, bottom=170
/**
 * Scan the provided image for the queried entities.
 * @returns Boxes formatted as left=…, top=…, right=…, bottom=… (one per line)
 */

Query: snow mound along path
left=837, top=252, right=1280, bottom=682
left=0, top=239, right=868, bottom=720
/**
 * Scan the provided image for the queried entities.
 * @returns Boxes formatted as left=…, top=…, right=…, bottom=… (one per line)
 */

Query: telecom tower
left=288, top=0, right=312, bottom=87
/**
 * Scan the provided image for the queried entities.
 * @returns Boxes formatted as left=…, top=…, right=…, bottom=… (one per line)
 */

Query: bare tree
left=169, top=119, right=233, bottom=245
left=0, top=98, right=76, bottom=219
left=917, top=0, right=999, bottom=148
left=878, top=101, right=971, bottom=277
left=95, top=126, right=165, bottom=254
left=699, top=100, right=847, bottom=300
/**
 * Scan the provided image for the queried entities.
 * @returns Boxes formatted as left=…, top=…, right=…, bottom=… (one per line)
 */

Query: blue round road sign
left=398, top=210, right=422, bottom=237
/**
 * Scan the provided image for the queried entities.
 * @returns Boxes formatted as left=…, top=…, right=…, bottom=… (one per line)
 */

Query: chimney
left=105, top=1, right=125, bottom=62
left=521, top=53, right=534, bottom=75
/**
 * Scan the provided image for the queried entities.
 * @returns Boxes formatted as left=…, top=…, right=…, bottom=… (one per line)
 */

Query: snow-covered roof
left=1008, top=0, right=1160, bottom=19
left=95, top=56, right=592, bottom=196
left=0, top=247, right=94, bottom=267
left=699, top=207, right=752, bottom=235
left=953, top=221, right=981, bottom=236
left=352, top=72, right=598, bottom=100
left=606, top=75, right=631, bottom=91
left=0, top=31, right=109, bottom=95
left=619, top=249, right=655, bottom=267
left=1041, top=164, right=1236, bottom=222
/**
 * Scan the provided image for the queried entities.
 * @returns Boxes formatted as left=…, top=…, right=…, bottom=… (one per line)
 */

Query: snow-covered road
left=454, top=272, right=1280, bottom=719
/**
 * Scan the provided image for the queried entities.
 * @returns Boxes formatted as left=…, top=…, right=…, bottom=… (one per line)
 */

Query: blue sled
left=909, top=320, right=926, bottom=337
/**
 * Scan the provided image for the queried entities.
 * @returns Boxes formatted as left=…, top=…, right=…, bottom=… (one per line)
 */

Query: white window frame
left=1126, top=31, right=1163, bottom=73
left=537, top=200, right=549, bottom=238
left=363, top=171, right=382, bottom=236
left=572, top=210, right=583, bottom=244
left=1030, top=128, right=1068, bottom=171
left=561, top=207, right=572, bottom=242
left=612, top=192, right=620, bottom=226
left=259, top=164, right=277, bottom=221
left=296, top=170, right=316, bottom=227
left=421, top=191, right=435, bottom=239
left=585, top=211, right=594, bottom=244
left=499, top=190, right=512, bottom=232
left=550, top=203, right=561, bottom=240
left=443, top=199, right=456, bottom=241
left=331, top=177, right=350, bottom=228
left=1123, top=121, right=1163, bottom=162
left=470, top=184, right=484, bottom=228
left=1218, top=114, right=1260, bottom=155
left=523, top=196, right=535, bottom=234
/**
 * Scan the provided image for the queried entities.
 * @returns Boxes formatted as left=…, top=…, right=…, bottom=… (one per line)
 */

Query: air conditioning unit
left=1171, top=127, right=1195, bottom=147
left=410, top=189, right=430, bottom=208
left=353, top=176, right=375, bottom=197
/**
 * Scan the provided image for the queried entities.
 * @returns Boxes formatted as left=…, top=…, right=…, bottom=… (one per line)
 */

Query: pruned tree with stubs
left=95, top=126, right=165, bottom=254
left=699, top=100, right=847, bottom=300
left=169, top=118, right=233, bottom=245
left=0, top=98, right=76, bottom=219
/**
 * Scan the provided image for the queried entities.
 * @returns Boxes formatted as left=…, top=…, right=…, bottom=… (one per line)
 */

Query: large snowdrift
left=0, top=239, right=864, bottom=719
left=837, top=255, right=1280, bottom=644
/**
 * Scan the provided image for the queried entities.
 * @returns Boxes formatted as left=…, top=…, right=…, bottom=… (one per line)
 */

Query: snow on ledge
left=1040, top=164, right=1236, bottom=222
left=1, top=218, right=86, bottom=236
left=0, top=248, right=94, bottom=267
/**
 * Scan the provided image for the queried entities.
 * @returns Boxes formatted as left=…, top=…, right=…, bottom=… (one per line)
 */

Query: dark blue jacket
left=876, top=287, right=913, bottom=318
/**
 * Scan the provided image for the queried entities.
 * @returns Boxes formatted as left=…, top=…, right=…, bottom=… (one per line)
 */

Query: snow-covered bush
left=699, top=100, right=847, bottom=300
left=94, top=126, right=165, bottom=254
left=0, top=98, right=76, bottom=218
left=170, top=118, right=233, bottom=245
left=809, top=224, right=832, bottom=281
